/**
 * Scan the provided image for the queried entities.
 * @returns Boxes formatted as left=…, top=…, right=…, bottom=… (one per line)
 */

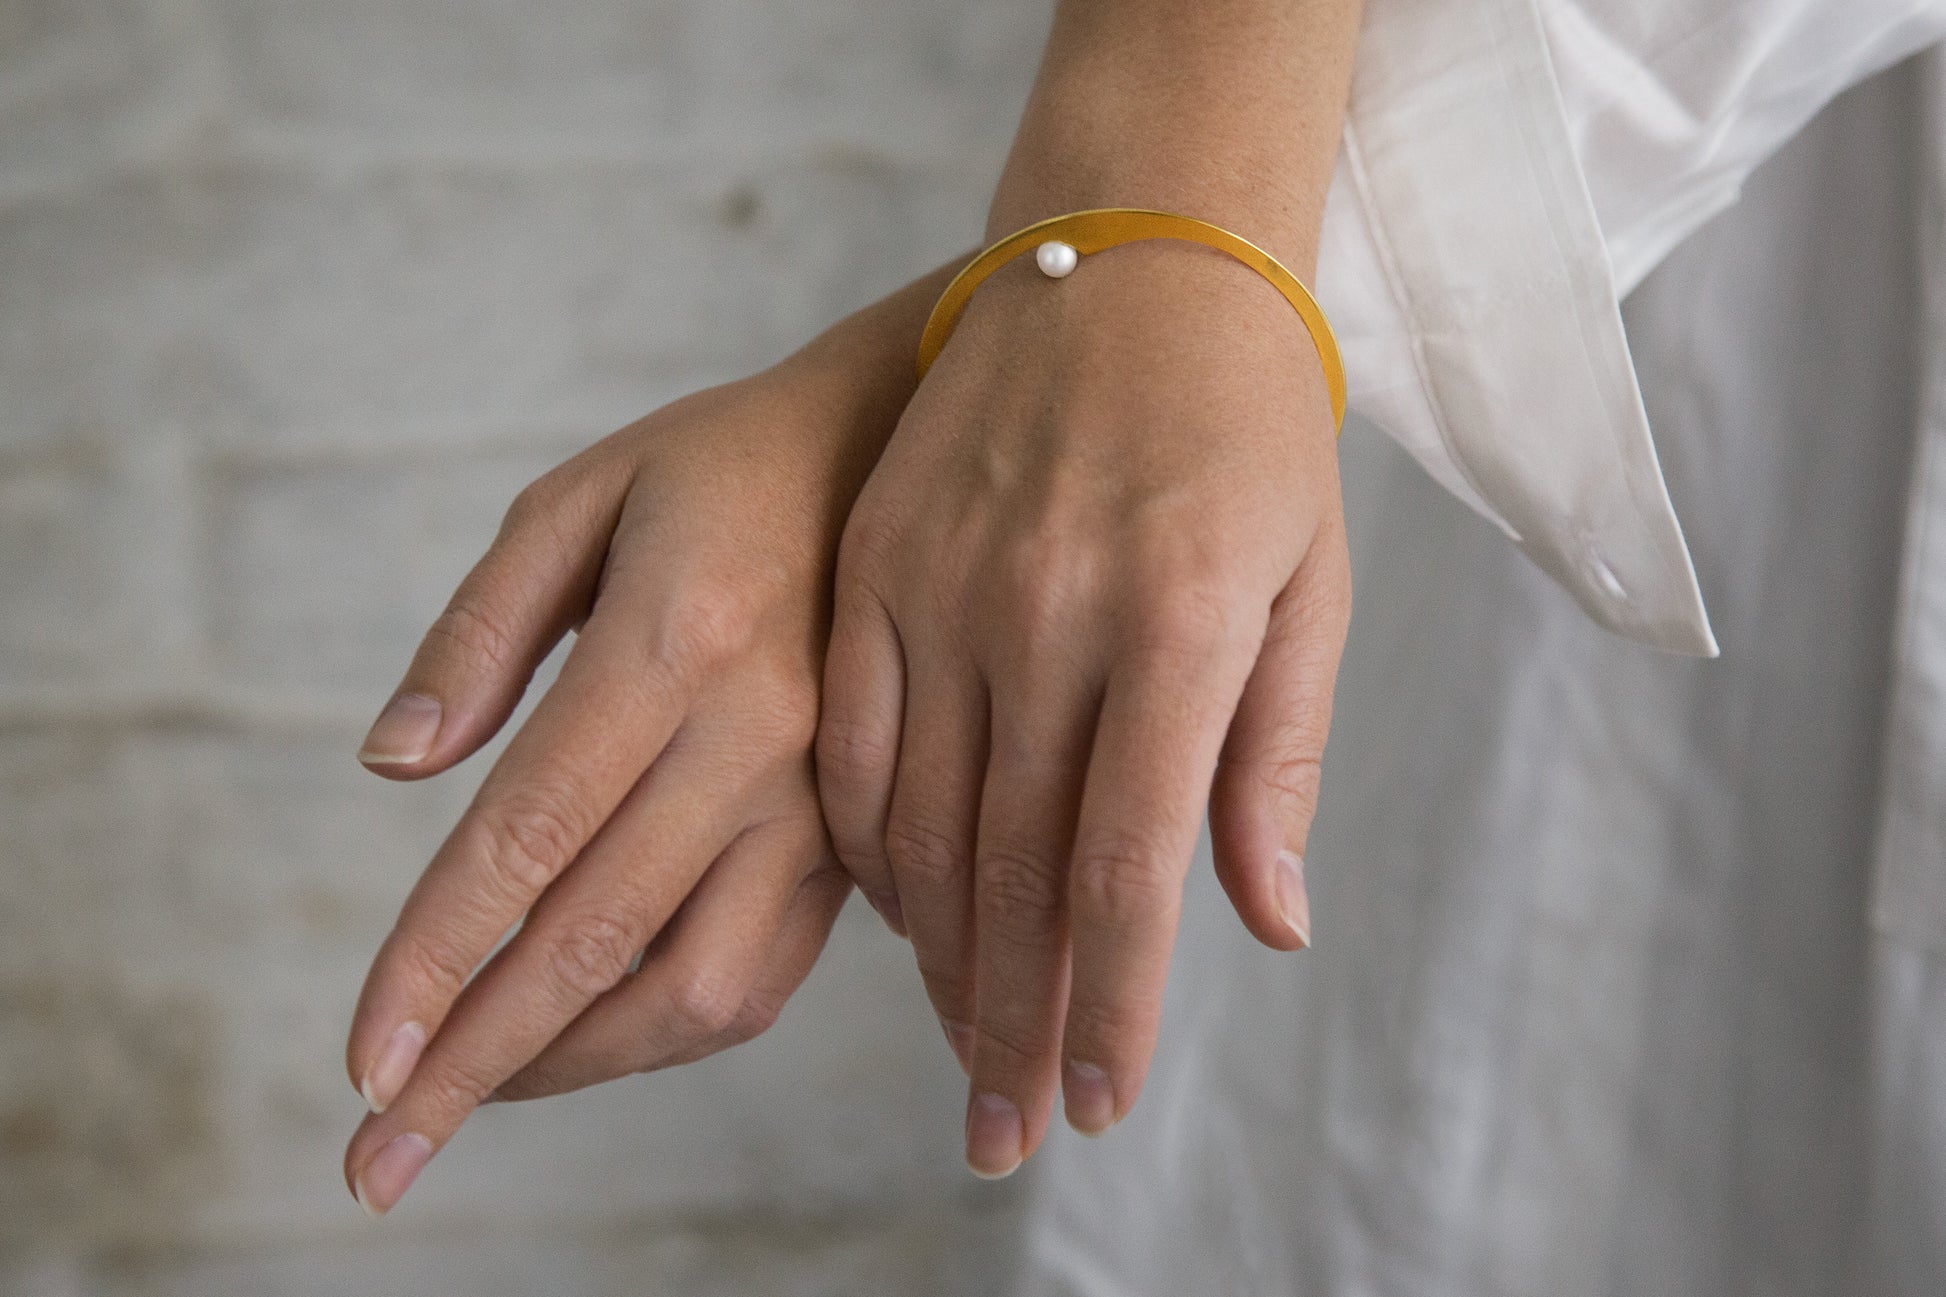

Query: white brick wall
left=0, top=1, right=1047, bottom=1290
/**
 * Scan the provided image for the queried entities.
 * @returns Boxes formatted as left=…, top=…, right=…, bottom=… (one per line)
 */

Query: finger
left=343, top=722, right=757, bottom=1214
left=1061, top=604, right=1261, bottom=1138
left=816, top=582, right=907, bottom=933
left=358, top=455, right=628, bottom=778
left=492, top=815, right=834, bottom=1103
left=963, top=678, right=1097, bottom=1178
left=345, top=588, right=709, bottom=1115
left=653, top=863, right=852, bottom=1071
left=882, top=650, right=988, bottom=1074
left=1209, top=520, right=1351, bottom=952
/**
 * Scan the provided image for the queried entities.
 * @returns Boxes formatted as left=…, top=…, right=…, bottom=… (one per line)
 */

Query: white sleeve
left=1316, top=0, right=1946, bottom=656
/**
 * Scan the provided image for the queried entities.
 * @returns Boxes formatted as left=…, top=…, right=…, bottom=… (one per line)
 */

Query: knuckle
left=665, top=967, right=743, bottom=1038
left=1069, top=835, right=1179, bottom=930
left=976, top=844, right=1066, bottom=919
left=994, top=536, right=1088, bottom=651
left=424, top=598, right=523, bottom=678
left=724, top=992, right=785, bottom=1045
left=419, top=1059, right=496, bottom=1115
left=972, top=1014, right=1047, bottom=1071
left=476, top=782, right=590, bottom=898
left=884, top=815, right=970, bottom=890
left=498, top=471, right=588, bottom=559
left=816, top=712, right=897, bottom=789
left=544, top=912, right=641, bottom=1000
left=1130, top=581, right=1242, bottom=658
left=648, top=588, right=757, bottom=680
left=1062, top=994, right=1153, bottom=1054
left=499, top=477, right=555, bottom=537
left=395, top=931, right=477, bottom=1002
left=1255, top=743, right=1325, bottom=815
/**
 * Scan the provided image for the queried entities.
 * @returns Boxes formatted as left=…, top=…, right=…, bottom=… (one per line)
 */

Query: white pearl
left=1035, top=240, right=1079, bottom=278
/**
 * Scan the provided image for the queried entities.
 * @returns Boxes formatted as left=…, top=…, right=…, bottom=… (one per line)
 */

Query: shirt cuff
left=1314, top=0, right=1718, bottom=657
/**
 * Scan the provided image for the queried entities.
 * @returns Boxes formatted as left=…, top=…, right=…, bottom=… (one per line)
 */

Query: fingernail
left=864, top=890, right=907, bottom=937
left=358, top=693, right=442, bottom=766
left=1063, top=1061, right=1117, bottom=1136
left=1276, top=850, right=1311, bottom=948
left=360, top=1021, right=427, bottom=1114
left=940, top=1018, right=975, bottom=1074
left=353, top=1132, right=434, bottom=1218
left=965, top=1092, right=1023, bottom=1179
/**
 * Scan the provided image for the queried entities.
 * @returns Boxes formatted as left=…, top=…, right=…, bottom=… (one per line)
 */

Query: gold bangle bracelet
left=914, top=207, right=1346, bottom=431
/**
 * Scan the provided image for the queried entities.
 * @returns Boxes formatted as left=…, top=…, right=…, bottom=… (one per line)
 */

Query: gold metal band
left=914, top=207, right=1347, bottom=430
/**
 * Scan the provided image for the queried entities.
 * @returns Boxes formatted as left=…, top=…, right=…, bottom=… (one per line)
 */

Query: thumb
left=358, top=452, right=628, bottom=780
left=1208, top=518, right=1351, bottom=950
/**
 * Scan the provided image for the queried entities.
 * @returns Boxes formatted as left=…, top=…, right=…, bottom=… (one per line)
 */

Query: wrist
left=764, top=255, right=970, bottom=452
left=986, top=112, right=1322, bottom=279
left=987, top=0, right=1363, bottom=278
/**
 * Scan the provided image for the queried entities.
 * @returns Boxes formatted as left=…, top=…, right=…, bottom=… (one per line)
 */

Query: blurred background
left=0, top=1, right=1057, bottom=1291
left=11, top=2, right=1945, bottom=1294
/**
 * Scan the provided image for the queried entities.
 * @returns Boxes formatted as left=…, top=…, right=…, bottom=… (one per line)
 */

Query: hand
left=339, top=268, right=946, bottom=1215
left=815, top=241, right=1352, bottom=1176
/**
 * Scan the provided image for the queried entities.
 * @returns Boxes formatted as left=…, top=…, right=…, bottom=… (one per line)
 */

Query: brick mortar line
left=0, top=126, right=991, bottom=210
left=197, top=425, right=605, bottom=471
left=0, top=428, right=587, bottom=478
left=0, top=688, right=377, bottom=737
left=9, top=1181, right=1019, bottom=1273
left=0, top=382, right=774, bottom=474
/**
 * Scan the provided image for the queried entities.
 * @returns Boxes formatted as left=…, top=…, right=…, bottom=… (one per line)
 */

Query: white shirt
left=1320, top=0, right=1946, bottom=658
left=1019, top=19, right=1946, bottom=1293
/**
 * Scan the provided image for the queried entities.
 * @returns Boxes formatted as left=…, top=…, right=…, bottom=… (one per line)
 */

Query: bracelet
left=915, top=207, right=1346, bottom=431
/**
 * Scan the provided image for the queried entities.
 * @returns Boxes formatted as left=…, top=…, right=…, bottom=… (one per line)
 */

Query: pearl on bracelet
left=1035, top=240, right=1080, bottom=278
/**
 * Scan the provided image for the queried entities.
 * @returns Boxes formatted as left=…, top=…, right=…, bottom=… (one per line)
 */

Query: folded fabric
left=1317, top=0, right=1946, bottom=656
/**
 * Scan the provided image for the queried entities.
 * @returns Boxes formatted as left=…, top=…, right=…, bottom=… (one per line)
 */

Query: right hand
left=816, top=239, right=1352, bottom=1176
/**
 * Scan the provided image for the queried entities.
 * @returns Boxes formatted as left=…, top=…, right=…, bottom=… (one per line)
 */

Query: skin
left=816, top=0, right=1363, bottom=1175
left=342, top=0, right=1364, bottom=1210
left=341, top=263, right=960, bottom=1216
